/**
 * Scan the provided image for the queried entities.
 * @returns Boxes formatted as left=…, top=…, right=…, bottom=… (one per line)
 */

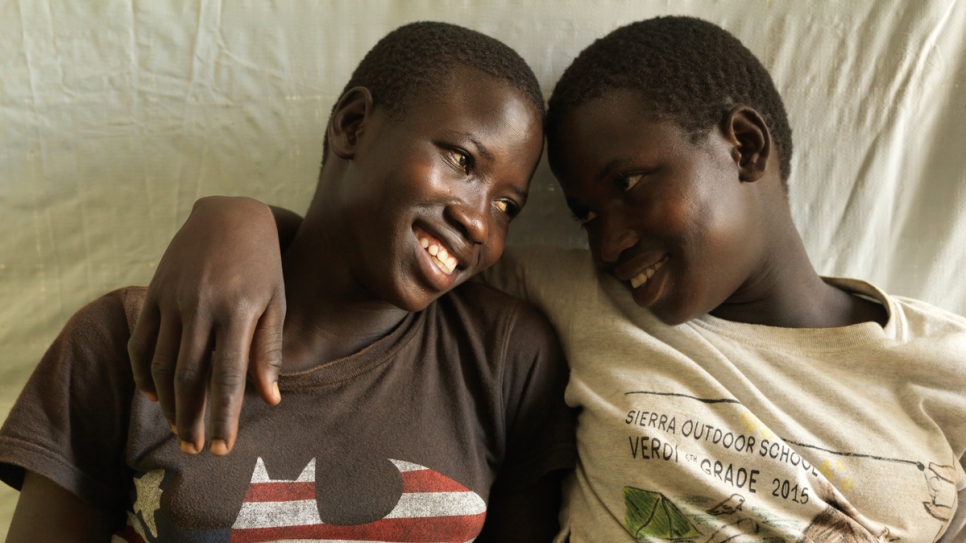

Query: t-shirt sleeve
left=0, top=289, right=138, bottom=515
left=479, top=245, right=535, bottom=302
left=495, top=300, right=576, bottom=489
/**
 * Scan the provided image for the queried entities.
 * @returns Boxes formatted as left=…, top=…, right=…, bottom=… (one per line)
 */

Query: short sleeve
left=479, top=246, right=534, bottom=302
left=0, top=289, right=138, bottom=514
left=496, top=301, right=576, bottom=489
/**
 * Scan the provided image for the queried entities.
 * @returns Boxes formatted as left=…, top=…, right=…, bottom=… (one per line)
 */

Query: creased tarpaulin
left=0, top=0, right=964, bottom=535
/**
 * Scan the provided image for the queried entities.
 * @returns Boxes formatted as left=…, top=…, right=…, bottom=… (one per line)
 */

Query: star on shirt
left=133, top=469, right=165, bottom=538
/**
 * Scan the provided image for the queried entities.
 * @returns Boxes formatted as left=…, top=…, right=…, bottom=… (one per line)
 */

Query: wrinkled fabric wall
left=1, top=0, right=964, bottom=533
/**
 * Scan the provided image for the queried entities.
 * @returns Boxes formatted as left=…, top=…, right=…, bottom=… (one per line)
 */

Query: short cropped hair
left=322, top=21, right=544, bottom=163
left=546, top=16, right=793, bottom=184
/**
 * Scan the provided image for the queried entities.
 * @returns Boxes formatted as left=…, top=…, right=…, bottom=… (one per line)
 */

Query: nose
left=445, top=198, right=490, bottom=245
left=595, top=214, right=639, bottom=264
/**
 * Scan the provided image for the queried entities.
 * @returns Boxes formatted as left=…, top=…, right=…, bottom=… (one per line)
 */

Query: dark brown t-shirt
left=0, top=282, right=575, bottom=542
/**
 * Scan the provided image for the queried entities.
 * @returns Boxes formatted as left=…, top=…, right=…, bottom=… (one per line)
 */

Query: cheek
left=586, top=229, right=606, bottom=266
left=478, top=227, right=507, bottom=270
left=385, top=149, right=448, bottom=199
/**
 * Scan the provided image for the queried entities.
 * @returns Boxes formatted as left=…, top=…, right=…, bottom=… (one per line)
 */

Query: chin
left=389, top=286, right=445, bottom=313
left=390, top=296, right=432, bottom=313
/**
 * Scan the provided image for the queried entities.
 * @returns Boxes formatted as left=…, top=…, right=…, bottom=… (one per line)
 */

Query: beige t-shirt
left=487, top=245, right=966, bottom=543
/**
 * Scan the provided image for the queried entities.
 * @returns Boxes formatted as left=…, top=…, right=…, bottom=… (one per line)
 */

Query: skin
left=123, top=87, right=889, bottom=455
left=552, top=88, right=888, bottom=328
left=103, top=77, right=891, bottom=542
left=7, top=473, right=115, bottom=542
left=281, top=72, right=540, bottom=372
left=13, top=69, right=554, bottom=541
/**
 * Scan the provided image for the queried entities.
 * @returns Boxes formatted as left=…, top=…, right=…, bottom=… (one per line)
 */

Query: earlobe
left=722, top=106, right=771, bottom=182
left=327, top=87, right=375, bottom=160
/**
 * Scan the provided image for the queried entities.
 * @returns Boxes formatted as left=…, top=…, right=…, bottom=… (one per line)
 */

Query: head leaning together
left=546, top=16, right=793, bottom=187
left=321, top=21, right=545, bottom=164
left=304, top=21, right=545, bottom=314
left=543, top=16, right=798, bottom=325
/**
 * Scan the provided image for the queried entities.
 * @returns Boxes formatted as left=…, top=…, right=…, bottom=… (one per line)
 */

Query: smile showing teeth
left=419, top=236, right=458, bottom=275
left=629, top=258, right=667, bottom=289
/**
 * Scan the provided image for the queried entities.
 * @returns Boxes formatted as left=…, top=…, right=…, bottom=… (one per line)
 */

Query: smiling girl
left=48, top=16, right=966, bottom=543
left=0, top=22, right=574, bottom=542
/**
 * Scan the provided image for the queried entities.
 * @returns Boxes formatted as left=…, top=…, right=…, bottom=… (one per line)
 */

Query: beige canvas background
left=1, top=0, right=965, bottom=535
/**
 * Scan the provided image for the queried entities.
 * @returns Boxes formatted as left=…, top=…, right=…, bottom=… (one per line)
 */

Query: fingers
left=249, top=293, right=286, bottom=407
left=173, top=318, right=214, bottom=455
left=150, top=315, right=182, bottom=436
left=206, top=318, right=257, bottom=457
left=128, top=302, right=161, bottom=402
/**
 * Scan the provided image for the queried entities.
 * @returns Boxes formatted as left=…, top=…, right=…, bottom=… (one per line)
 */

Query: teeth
left=629, top=259, right=666, bottom=290
left=418, top=234, right=458, bottom=275
left=432, top=255, right=454, bottom=274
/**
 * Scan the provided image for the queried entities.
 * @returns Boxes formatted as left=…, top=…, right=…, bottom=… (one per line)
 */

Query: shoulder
left=440, top=281, right=558, bottom=346
left=828, top=277, right=966, bottom=340
left=482, top=245, right=597, bottom=315
left=888, top=294, right=966, bottom=341
left=490, top=244, right=593, bottom=285
left=59, top=286, right=146, bottom=346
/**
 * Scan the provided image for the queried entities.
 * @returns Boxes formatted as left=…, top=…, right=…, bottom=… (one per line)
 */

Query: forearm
left=130, top=194, right=290, bottom=454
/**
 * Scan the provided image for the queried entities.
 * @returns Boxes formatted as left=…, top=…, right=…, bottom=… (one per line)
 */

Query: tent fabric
left=1, top=0, right=964, bottom=534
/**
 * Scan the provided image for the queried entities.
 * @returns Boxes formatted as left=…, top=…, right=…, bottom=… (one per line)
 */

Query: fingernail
left=210, top=439, right=229, bottom=456
left=272, top=381, right=281, bottom=403
left=144, top=391, right=159, bottom=402
left=169, top=423, right=179, bottom=436
left=180, top=440, right=199, bottom=455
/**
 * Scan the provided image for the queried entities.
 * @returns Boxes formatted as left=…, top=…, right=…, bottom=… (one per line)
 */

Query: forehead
left=396, top=69, right=544, bottom=163
left=550, top=89, right=695, bottom=190
left=403, top=68, right=535, bottom=121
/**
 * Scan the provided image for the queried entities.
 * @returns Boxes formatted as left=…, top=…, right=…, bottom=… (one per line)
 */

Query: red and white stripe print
left=229, top=458, right=487, bottom=543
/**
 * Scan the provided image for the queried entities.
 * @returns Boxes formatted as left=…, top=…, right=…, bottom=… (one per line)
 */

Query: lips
left=628, top=256, right=668, bottom=289
left=412, top=225, right=463, bottom=282
left=614, top=253, right=669, bottom=283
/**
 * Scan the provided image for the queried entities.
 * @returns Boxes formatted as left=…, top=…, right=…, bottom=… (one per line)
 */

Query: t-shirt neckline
left=276, top=308, right=424, bottom=389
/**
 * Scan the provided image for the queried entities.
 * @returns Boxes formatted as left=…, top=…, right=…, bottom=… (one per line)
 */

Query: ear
left=327, top=86, right=375, bottom=160
left=721, top=106, right=771, bottom=182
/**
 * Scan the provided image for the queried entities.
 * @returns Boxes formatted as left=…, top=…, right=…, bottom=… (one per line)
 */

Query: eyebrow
left=597, top=156, right=633, bottom=182
left=442, top=130, right=493, bottom=162
left=508, top=184, right=529, bottom=200
left=468, top=137, right=493, bottom=162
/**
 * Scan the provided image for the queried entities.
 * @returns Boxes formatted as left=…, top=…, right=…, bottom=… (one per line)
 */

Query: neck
left=710, top=205, right=887, bottom=329
left=279, top=212, right=409, bottom=373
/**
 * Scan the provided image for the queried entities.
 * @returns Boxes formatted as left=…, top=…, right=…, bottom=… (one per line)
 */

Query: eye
left=494, top=199, right=521, bottom=218
left=570, top=208, right=597, bottom=225
left=617, top=173, right=645, bottom=192
left=447, top=149, right=472, bottom=174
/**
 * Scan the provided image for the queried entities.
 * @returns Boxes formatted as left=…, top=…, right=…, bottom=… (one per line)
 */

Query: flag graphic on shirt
left=228, top=457, right=487, bottom=543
